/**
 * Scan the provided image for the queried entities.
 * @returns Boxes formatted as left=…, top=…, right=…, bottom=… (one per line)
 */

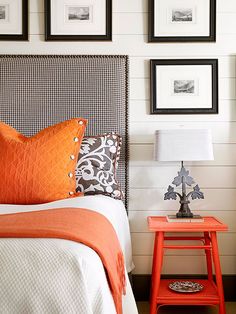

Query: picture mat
left=154, top=0, right=210, bottom=37
left=0, top=0, right=22, bottom=34
left=51, top=0, right=106, bottom=35
left=155, top=65, right=212, bottom=109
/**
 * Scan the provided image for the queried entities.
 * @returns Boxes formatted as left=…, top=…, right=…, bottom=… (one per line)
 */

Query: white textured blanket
left=0, top=196, right=137, bottom=314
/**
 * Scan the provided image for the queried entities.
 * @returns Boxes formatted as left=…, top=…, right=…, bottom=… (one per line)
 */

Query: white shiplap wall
left=1, top=0, right=236, bottom=275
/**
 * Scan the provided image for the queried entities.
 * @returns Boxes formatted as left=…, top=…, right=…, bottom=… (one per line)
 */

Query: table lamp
left=154, top=129, right=214, bottom=218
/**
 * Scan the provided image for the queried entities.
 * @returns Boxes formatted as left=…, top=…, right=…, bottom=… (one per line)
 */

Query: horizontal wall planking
left=114, top=0, right=147, bottom=13
left=130, top=122, right=236, bottom=144
left=132, top=255, right=236, bottom=275
left=129, top=188, right=236, bottom=212
left=130, top=56, right=236, bottom=79
left=130, top=78, right=149, bottom=101
left=131, top=232, right=236, bottom=256
left=130, top=100, right=236, bottom=122
left=130, top=78, right=236, bottom=100
left=130, top=166, right=236, bottom=189
left=30, top=13, right=44, bottom=35
left=30, top=0, right=236, bottom=14
left=129, top=210, right=236, bottom=233
left=114, top=0, right=236, bottom=13
left=115, top=13, right=236, bottom=35
left=30, top=0, right=44, bottom=13
left=214, top=13, right=236, bottom=35
left=30, top=12, right=236, bottom=36
left=2, top=35, right=236, bottom=56
left=130, top=143, right=236, bottom=166
left=113, top=13, right=147, bottom=35
left=218, top=0, right=236, bottom=12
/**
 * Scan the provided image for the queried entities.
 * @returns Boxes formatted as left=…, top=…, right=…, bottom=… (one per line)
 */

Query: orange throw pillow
left=0, top=118, right=87, bottom=205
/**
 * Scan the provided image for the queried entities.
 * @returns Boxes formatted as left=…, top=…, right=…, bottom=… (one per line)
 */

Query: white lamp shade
left=154, top=129, right=214, bottom=162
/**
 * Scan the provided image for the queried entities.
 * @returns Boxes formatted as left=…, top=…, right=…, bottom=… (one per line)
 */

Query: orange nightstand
left=147, top=216, right=228, bottom=314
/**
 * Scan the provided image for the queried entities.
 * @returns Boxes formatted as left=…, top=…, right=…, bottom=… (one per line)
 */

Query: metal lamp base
left=176, top=200, right=193, bottom=218
left=164, top=162, right=204, bottom=219
left=176, top=211, right=193, bottom=218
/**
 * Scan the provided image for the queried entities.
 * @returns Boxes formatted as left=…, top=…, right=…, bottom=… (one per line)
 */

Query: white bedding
left=0, top=195, right=137, bottom=314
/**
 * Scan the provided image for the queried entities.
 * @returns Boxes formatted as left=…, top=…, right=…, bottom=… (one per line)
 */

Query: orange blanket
left=0, top=208, right=126, bottom=314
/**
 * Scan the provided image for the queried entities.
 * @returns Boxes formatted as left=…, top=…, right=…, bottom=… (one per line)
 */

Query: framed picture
left=45, top=0, right=112, bottom=41
left=0, top=0, right=28, bottom=40
left=150, top=59, right=218, bottom=114
left=149, top=0, right=216, bottom=42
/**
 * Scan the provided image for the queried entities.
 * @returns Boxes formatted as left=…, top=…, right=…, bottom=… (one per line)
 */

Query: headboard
left=0, top=55, right=129, bottom=207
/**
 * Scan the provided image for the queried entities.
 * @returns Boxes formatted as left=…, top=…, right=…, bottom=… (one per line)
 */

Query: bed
left=0, top=55, right=137, bottom=314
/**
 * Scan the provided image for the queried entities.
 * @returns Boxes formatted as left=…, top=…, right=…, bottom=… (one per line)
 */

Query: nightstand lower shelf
left=157, top=279, right=219, bottom=305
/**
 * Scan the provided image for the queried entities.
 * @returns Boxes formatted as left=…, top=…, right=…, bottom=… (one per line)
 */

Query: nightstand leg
left=150, top=232, right=164, bottom=314
left=211, top=231, right=226, bottom=314
left=204, top=232, right=213, bottom=281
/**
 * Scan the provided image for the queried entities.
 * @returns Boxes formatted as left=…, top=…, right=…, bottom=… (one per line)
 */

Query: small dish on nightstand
left=169, top=281, right=204, bottom=293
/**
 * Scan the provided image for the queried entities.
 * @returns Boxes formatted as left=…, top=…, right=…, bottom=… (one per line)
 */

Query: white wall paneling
left=130, top=56, right=236, bottom=78
left=133, top=255, right=236, bottom=275
left=130, top=144, right=236, bottom=166
left=130, top=100, right=236, bottom=122
left=30, top=13, right=44, bottom=35
left=130, top=166, right=236, bottom=189
left=217, top=1, right=236, bottom=13
left=30, top=0, right=44, bottom=13
left=130, top=188, right=236, bottom=212
left=1, top=0, right=236, bottom=275
left=2, top=35, right=236, bottom=56
left=130, top=122, right=236, bottom=144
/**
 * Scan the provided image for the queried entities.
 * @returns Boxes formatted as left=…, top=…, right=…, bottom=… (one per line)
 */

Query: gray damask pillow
left=75, top=133, right=123, bottom=199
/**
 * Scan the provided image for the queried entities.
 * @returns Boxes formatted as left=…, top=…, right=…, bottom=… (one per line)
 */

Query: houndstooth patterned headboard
left=0, top=55, right=129, bottom=208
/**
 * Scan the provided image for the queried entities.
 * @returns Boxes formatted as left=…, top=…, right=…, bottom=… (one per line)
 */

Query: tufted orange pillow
left=0, top=118, right=87, bottom=205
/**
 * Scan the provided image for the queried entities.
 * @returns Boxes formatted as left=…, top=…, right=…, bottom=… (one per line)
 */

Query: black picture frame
left=0, top=0, right=28, bottom=41
left=45, top=0, right=112, bottom=41
left=148, top=0, right=216, bottom=42
left=150, top=59, right=218, bottom=115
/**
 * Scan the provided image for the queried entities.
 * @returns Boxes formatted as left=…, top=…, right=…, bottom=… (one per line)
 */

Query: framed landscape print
left=0, top=0, right=28, bottom=40
left=150, top=59, right=218, bottom=114
left=45, top=0, right=112, bottom=41
left=149, top=0, right=216, bottom=42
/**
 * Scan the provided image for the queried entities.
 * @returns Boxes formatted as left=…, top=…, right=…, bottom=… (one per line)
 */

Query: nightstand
left=147, top=216, right=228, bottom=314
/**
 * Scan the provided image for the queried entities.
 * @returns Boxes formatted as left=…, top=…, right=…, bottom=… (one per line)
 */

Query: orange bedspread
left=0, top=207, right=126, bottom=314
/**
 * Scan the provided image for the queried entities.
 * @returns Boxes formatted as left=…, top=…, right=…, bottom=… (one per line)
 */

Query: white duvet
left=0, top=195, right=138, bottom=314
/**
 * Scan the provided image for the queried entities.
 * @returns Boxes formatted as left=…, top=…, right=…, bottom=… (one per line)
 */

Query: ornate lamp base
left=176, top=201, right=193, bottom=218
left=164, top=162, right=204, bottom=219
